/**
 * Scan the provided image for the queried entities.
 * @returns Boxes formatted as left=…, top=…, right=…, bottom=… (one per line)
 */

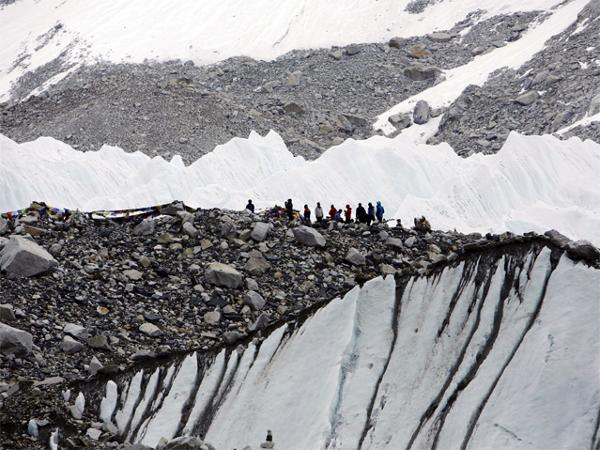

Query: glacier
left=96, top=244, right=600, bottom=449
left=2, top=131, right=600, bottom=246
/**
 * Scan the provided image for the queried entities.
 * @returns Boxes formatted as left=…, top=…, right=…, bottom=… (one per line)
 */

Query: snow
left=99, top=380, right=118, bottom=424
left=0, top=0, right=571, bottom=101
left=100, top=254, right=600, bottom=450
left=2, top=130, right=600, bottom=246
left=374, top=0, right=589, bottom=134
left=139, top=353, right=198, bottom=446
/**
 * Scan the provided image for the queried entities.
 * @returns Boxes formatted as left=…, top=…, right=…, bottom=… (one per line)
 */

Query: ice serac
left=97, top=244, right=600, bottom=450
left=2, top=131, right=600, bottom=246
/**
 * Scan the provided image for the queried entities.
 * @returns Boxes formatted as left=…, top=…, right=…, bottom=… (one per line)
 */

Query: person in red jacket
left=344, top=204, right=352, bottom=223
left=329, top=204, right=337, bottom=221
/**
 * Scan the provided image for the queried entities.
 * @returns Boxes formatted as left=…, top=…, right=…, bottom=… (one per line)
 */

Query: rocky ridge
left=1, top=202, right=599, bottom=449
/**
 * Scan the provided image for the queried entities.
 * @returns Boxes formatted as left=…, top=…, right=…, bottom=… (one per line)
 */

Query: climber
left=367, top=202, right=375, bottom=226
left=335, top=209, right=343, bottom=222
left=356, top=202, right=366, bottom=223
left=315, top=202, right=324, bottom=223
left=245, top=199, right=255, bottom=213
left=376, top=201, right=385, bottom=223
left=329, top=204, right=337, bottom=221
left=285, top=199, right=294, bottom=221
left=344, top=204, right=352, bottom=223
left=303, top=204, right=311, bottom=223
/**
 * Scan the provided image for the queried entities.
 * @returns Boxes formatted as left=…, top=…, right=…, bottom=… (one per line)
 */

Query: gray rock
left=293, top=226, right=326, bottom=247
left=329, top=49, right=343, bottom=60
left=344, top=45, right=361, bottom=56
left=159, top=436, right=214, bottom=450
left=386, top=238, right=404, bottom=250
left=283, top=102, right=305, bottom=115
left=0, top=236, right=58, bottom=277
left=0, top=304, right=16, bottom=322
left=345, top=247, right=366, bottom=266
left=404, top=63, right=441, bottom=81
left=182, top=222, right=199, bottom=238
left=223, top=330, right=245, bottom=345
left=514, top=91, right=539, bottom=106
left=123, top=269, right=143, bottom=281
left=139, top=322, right=162, bottom=337
left=203, top=310, right=221, bottom=325
left=287, top=71, right=301, bottom=86
left=244, top=290, right=266, bottom=310
left=133, top=219, right=155, bottom=236
left=86, top=428, right=102, bottom=440
left=246, top=278, right=259, bottom=291
left=566, top=240, right=600, bottom=261
left=63, top=323, right=89, bottom=339
left=60, top=335, right=84, bottom=354
left=404, top=236, right=418, bottom=248
left=544, top=229, right=571, bottom=248
left=413, top=100, right=431, bottom=125
left=0, top=322, right=33, bottom=355
left=388, top=112, right=412, bottom=129
left=245, top=254, right=271, bottom=275
left=88, top=335, right=111, bottom=350
left=250, top=222, right=271, bottom=242
left=0, top=217, right=8, bottom=235
left=388, top=37, right=403, bottom=49
left=428, top=32, right=453, bottom=43
left=205, top=262, right=243, bottom=288
left=88, top=356, right=103, bottom=376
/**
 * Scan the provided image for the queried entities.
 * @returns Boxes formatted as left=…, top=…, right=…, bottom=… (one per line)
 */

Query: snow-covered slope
left=0, top=0, right=575, bottom=101
left=2, top=131, right=600, bottom=245
left=97, top=247, right=600, bottom=450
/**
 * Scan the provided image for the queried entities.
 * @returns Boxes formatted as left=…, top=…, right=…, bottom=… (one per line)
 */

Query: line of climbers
left=245, top=199, right=386, bottom=225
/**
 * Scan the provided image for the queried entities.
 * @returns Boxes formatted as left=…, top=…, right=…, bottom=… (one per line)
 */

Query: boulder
left=139, top=322, right=162, bottom=337
left=182, top=222, right=199, bottom=238
left=251, top=222, right=271, bottom=242
left=133, top=219, right=155, bottom=236
left=404, top=63, right=440, bottom=81
left=0, top=304, right=16, bottom=322
left=88, top=335, right=111, bottom=350
left=413, top=100, right=431, bottom=125
left=428, top=32, right=453, bottom=43
left=223, top=330, right=245, bottom=345
left=345, top=248, right=366, bottom=266
left=388, top=112, right=412, bottom=129
left=0, top=322, right=33, bottom=355
left=544, top=230, right=571, bottom=248
left=159, top=201, right=185, bottom=216
left=0, top=217, right=9, bottom=235
left=0, top=236, right=58, bottom=277
left=386, top=238, right=404, bottom=250
left=566, top=240, right=600, bottom=261
left=404, top=236, right=418, bottom=248
left=244, top=291, right=266, bottom=310
left=388, top=37, right=403, bottom=49
left=283, top=102, right=304, bottom=115
left=89, top=356, right=104, bottom=376
left=514, top=91, right=539, bottom=106
left=203, top=311, right=221, bottom=325
left=60, top=336, right=84, bottom=354
left=245, top=253, right=271, bottom=275
left=293, top=226, right=326, bottom=248
left=123, top=269, right=143, bottom=281
left=205, top=262, right=243, bottom=288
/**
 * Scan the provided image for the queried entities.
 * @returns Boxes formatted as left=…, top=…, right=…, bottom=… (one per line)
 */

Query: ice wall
left=97, top=245, right=600, bottom=450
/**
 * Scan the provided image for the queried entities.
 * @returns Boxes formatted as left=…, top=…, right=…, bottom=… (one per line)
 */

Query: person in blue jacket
left=367, top=203, right=375, bottom=226
left=376, top=201, right=385, bottom=223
